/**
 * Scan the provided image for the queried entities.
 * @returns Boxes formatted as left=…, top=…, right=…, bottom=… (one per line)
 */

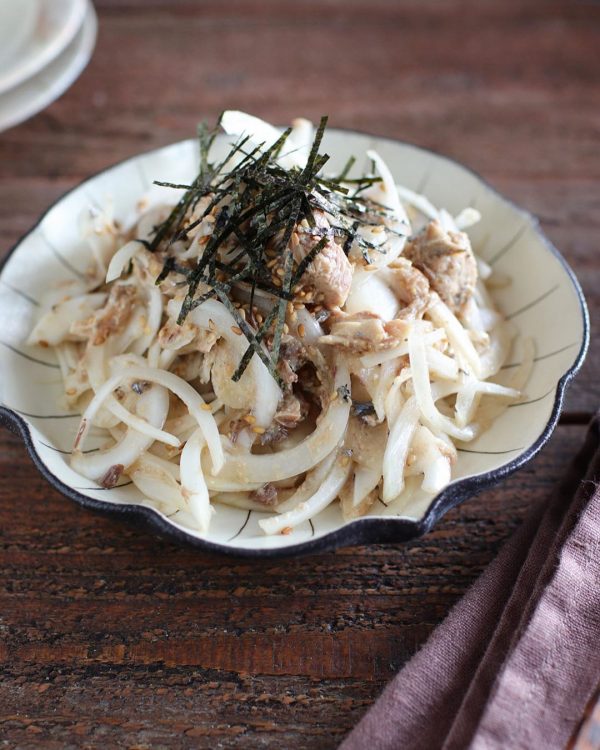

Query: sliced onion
left=428, top=294, right=482, bottom=379
left=461, top=296, right=487, bottom=334
left=288, top=118, right=313, bottom=167
left=71, top=384, right=170, bottom=482
left=455, top=376, right=480, bottom=428
left=361, top=328, right=445, bottom=368
left=187, top=299, right=280, bottom=429
left=345, top=271, right=400, bottom=321
left=454, top=207, right=481, bottom=231
left=213, top=492, right=279, bottom=511
left=259, top=455, right=351, bottom=535
left=275, top=451, right=337, bottom=513
left=478, top=320, right=514, bottom=380
left=405, top=425, right=452, bottom=494
left=292, top=307, right=323, bottom=344
left=85, top=344, right=124, bottom=430
left=180, top=428, right=213, bottom=532
left=72, top=364, right=224, bottom=473
left=395, top=184, right=439, bottom=221
left=476, top=256, right=493, bottom=281
left=104, top=396, right=180, bottom=448
left=27, top=293, right=107, bottom=346
left=382, top=396, right=420, bottom=502
left=204, top=474, right=263, bottom=493
left=373, top=360, right=399, bottom=423
left=205, top=358, right=350, bottom=484
left=130, top=453, right=186, bottom=512
left=144, top=452, right=180, bottom=480
left=106, top=241, right=142, bottom=283
left=438, top=208, right=459, bottom=233
left=352, top=466, right=380, bottom=509
left=426, top=347, right=459, bottom=380
left=365, top=150, right=408, bottom=224
left=409, top=325, right=475, bottom=441
left=130, top=285, right=163, bottom=356
left=147, top=340, right=161, bottom=368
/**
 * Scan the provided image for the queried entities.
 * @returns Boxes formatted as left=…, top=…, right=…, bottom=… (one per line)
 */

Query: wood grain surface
left=0, top=1, right=598, bottom=747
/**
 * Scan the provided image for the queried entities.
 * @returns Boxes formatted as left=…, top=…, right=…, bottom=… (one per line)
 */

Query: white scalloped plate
left=0, top=130, right=589, bottom=556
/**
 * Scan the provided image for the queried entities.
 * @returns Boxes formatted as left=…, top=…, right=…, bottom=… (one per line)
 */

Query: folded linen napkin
left=341, top=416, right=600, bottom=750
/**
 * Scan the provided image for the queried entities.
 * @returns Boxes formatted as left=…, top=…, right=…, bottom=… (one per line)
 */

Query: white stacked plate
left=0, top=0, right=97, bottom=133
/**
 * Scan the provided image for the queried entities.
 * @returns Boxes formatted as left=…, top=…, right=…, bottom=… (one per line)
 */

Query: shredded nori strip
left=291, top=235, right=328, bottom=287
left=148, top=114, right=391, bottom=384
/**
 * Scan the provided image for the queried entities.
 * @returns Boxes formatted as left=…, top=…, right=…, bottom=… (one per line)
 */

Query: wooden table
left=0, top=1, right=598, bottom=747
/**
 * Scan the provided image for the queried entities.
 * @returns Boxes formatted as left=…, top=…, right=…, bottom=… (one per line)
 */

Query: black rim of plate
left=0, top=128, right=590, bottom=558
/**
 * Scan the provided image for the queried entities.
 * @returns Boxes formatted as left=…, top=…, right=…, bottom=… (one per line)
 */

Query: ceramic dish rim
left=0, top=0, right=88, bottom=96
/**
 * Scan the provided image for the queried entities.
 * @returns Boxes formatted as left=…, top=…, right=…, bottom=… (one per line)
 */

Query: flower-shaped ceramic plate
left=0, top=130, right=589, bottom=557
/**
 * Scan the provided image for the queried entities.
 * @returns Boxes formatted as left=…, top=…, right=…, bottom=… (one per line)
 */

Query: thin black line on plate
left=501, top=341, right=580, bottom=370
left=508, top=389, right=554, bottom=408
left=0, top=340, right=60, bottom=369
left=458, top=447, right=524, bottom=455
left=9, top=407, right=81, bottom=419
left=167, top=510, right=181, bottom=519
left=377, top=497, right=389, bottom=508
left=506, top=285, right=559, bottom=320
left=227, top=510, right=251, bottom=542
left=0, top=279, right=40, bottom=306
left=309, top=519, right=315, bottom=537
left=74, top=481, right=134, bottom=491
left=415, top=168, right=432, bottom=194
left=41, top=233, right=88, bottom=282
left=136, top=160, right=151, bottom=191
left=38, top=440, right=99, bottom=455
left=85, top=193, right=103, bottom=211
left=487, top=223, right=529, bottom=266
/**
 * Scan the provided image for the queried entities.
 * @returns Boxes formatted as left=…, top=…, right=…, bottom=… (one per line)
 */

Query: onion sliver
left=205, top=359, right=351, bottom=484
left=71, top=385, right=169, bottom=482
left=275, top=451, right=337, bottom=514
left=353, top=466, right=380, bottom=509
left=213, top=492, right=276, bottom=511
left=105, top=396, right=180, bottom=448
left=180, top=428, right=213, bottom=532
left=365, top=150, right=408, bottom=225
left=131, top=285, right=163, bottom=356
left=187, top=299, right=280, bottom=428
left=382, top=397, right=420, bottom=503
left=73, top=364, right=224, bottom=473
left=106, top=240, right=142, bottom=283
left=428, top=294, right=482, bottom=379
left=405, top=425, right=452, bottom=494
left=259, top=456, right=351, bottom=535
left=130, top=453, right=185, bottom=511
left=395, top=184, right=439, bottom=221
left=27, top=293, right=107, bottom=347
left=345, top=271, right=400, bottom=321
left=361, top=329, right=445, bottom=368
left=409, top=325, right=475, bottom=442
left=292, top=307, right=323, bottom=344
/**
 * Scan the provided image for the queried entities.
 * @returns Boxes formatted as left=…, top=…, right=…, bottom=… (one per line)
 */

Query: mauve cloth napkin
left=341, top=415, right=600, bottom=750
